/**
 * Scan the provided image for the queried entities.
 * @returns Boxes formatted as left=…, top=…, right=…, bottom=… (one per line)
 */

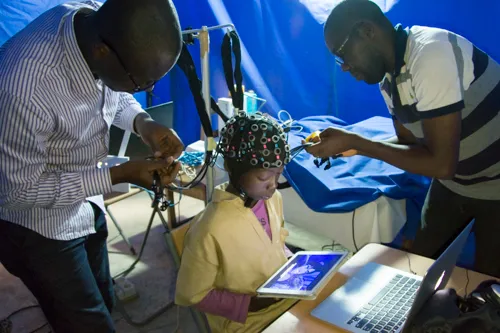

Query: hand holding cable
left=303, top=129, right=358, bottom=170
left=304, top=128, right=358, bottom=158
left=109, top=158, right=181, bottom=190
left=134, top=114, right=185, bottom=160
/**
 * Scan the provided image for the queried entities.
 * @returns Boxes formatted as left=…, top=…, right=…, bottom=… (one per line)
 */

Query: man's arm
left=353, top=112, right=461, bottom=179
left=113, top=92, right=150, bottom=134
left=385, top=118, right=419, bottom=145
left=0, top=91, right=115, bottom=211
left=354, top=41, right=464, bottom=179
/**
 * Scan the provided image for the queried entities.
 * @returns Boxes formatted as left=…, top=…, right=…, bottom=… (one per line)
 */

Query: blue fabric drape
left=163, top=0, right=500, bottom=145
left=2, top=0, right=499, bottom=145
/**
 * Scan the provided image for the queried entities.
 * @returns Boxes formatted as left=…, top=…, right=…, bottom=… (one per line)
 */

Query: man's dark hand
left=134, top=114, right=184, bottom=159
left=305, top=127, right=358, bottom=158
left=248, top=296, right=281, bottom=312
left=110, top=158, right=181, bottom=189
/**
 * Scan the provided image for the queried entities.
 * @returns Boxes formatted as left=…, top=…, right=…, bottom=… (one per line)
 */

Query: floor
left=0, top=190, right=349, bottom=333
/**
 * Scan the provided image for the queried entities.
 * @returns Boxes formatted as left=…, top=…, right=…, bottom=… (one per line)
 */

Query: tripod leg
left=113, top=206, right=158, bottom=279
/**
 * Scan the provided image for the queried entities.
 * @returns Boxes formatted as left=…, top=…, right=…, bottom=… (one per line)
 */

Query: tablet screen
left=262, top=253, right=344, bottom=291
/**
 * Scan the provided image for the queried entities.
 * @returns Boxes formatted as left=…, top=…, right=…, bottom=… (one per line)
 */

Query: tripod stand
left=113, top=178, right=180, bottom=327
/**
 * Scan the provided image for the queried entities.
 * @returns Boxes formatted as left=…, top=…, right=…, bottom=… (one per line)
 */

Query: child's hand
left=248, top=296, right=281, bottom=312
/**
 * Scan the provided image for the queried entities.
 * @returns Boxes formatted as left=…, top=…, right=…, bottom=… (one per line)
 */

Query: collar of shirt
left=393, top=24, right=409, bottom=77
left=61, top=6, right=98, bottom=96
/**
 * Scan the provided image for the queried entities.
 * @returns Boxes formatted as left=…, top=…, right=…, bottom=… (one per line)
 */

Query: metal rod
left=181, top=23, right=234, bottom=204
left=199, top=26, right=214, bottom=204
left=182, top=24, right=235, bottom=35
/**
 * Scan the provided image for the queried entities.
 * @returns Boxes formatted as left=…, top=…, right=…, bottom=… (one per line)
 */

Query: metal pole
left=199, top=26, right=214, bottom=204
left=182, top=24, right=235, bottom=35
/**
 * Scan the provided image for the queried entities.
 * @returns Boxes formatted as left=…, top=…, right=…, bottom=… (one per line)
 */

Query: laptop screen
left=108, top=102, right=174, bottom=161
left=262, top=253, right=344, bottom=291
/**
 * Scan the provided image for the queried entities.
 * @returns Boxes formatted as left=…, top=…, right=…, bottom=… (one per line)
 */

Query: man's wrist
left=350, top=133, right=369, bottom=152
left=133, top=113, right=153, bottom=136
left=110, top=165, right=126, bottom=185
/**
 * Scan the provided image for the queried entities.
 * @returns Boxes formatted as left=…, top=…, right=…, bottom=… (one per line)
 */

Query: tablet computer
left=256, top=251, right=348, bottom=300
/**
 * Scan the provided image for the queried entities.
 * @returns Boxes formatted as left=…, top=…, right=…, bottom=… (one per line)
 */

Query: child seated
left=175, top=111, right=296, bottom=333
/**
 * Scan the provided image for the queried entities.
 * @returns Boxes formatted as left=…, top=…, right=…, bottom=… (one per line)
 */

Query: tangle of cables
left=149, top=27, right=310, bottom=205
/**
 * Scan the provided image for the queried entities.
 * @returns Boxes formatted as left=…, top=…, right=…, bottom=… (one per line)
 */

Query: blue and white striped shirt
left=0, top=1, right=147, bottom=240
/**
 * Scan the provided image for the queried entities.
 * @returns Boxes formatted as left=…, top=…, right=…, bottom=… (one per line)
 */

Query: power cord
left=322, top=240, right=337, bottom=251
left=464, top=269, right=470, bottom=297
left=0, top=305, right=50, bottom=333
left=406, top=252, right=417, bottom=275
left=352, top=210, right=358, bottom=252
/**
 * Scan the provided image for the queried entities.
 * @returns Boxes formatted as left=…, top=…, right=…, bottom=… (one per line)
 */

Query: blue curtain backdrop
left=1, top=0, right=499, bottom=146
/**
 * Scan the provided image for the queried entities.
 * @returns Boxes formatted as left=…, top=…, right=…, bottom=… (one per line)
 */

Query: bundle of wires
left=170, top=27, right=307, bottom=192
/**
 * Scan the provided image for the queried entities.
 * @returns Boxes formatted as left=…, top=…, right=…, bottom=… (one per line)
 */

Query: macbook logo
left=434, top=270, right=446, bottom=290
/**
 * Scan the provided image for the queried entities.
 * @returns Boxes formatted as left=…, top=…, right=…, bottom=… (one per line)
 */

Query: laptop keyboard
left=346, top=274, right=421, bottom=333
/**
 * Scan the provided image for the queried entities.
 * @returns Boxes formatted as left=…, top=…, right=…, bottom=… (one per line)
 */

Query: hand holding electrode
left=109, top=158, right=181, bottom=189
left=304, top=128, right=358, bottom=159
left=134, top=113, right=184, bottom=160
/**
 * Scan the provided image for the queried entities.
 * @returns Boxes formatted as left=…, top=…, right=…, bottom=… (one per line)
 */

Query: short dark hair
left=95, top=0, right=182, bottom=78
left=324, top=0, right=392, bottom=51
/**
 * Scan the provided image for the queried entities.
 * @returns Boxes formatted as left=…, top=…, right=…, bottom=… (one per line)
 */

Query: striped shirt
left=0, top=1, right=147, bottom=240
left=380, top=24, right=500, bottom=200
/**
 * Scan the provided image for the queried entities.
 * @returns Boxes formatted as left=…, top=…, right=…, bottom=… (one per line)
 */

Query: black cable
left=352, top=209, right=358, bottom=252
left=322, top=240, right=336, bottom=251
left=406, top=252, right=417, bottom=275
left=1, top=305, right=50, bottom=333
left=5, top=305, right=40, bottom=320
left=465, top=269, right=470, bottom=297
left=29, top=322, right=49, bottom=333
left=221, top=31, right=243, bottom=110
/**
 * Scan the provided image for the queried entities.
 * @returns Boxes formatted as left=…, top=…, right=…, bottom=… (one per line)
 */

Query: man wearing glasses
left=0, top=0, right=184, bottom=331
left=307, top=0, right=500, bottom=278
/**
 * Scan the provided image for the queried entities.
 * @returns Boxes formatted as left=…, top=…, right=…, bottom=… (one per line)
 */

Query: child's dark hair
left=215, top=111, right=291, bottom=203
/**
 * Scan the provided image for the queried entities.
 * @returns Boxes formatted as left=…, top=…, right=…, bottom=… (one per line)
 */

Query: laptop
left=311, top=220, right=474, bottom=333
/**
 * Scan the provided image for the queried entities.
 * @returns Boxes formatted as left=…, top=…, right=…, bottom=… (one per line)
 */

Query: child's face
left=239, top=166, right=284, bottom=201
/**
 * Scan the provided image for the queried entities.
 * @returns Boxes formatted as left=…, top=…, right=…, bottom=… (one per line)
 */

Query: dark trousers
left=0, top=204, right=115, bottom=333
left=411, top=180, right=500, bottom=278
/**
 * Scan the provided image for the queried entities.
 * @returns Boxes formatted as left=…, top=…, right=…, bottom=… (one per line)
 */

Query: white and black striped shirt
left=0, top=1, right=147, bottom=240
left=380, top=25, right=500, bottom=200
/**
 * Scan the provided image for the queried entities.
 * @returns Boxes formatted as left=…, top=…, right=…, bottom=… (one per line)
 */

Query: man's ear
left=358, top=21, right=376, bottom=40
left=92, top=42, right=110, bottom=59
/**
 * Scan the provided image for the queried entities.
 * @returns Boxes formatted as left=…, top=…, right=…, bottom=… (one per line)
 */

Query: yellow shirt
left=175, top=188, right=296, bottom=332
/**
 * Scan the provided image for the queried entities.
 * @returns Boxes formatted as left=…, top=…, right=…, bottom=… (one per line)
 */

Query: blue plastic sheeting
left=2, top=0, right=499, bottom=146
left=164, top=0, right=500, bottom=146
left=283, top=116, right=431, bottom=213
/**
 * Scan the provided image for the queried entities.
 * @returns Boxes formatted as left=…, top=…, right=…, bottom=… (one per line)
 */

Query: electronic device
left=311, top=220, right=475, bottom=333
left=108, top=102, right=174, bottom=161
left=256, top=251, right=349, bottom=300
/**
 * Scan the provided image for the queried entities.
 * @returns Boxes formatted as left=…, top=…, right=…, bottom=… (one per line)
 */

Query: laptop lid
left=402, top=219, right=474, bottom=332
left=108, top=102, right=174, bottom=161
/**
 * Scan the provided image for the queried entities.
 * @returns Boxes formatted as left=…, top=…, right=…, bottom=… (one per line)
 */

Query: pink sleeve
left=195, top=289, right=252, bottom=323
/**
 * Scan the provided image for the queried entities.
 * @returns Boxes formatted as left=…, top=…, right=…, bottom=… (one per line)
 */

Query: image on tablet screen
left=262, top=253, right=344, bottom=291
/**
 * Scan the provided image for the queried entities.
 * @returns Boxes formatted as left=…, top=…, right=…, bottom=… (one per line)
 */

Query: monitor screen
left=262, top=253, right=344, bottom=291
left=108, top=102, right=174, bottom=161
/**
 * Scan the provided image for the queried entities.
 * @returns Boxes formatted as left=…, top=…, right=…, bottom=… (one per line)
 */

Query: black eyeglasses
left=334, top=22, right=363, bottom=67
left=100, top=38, right=156, bottom=93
